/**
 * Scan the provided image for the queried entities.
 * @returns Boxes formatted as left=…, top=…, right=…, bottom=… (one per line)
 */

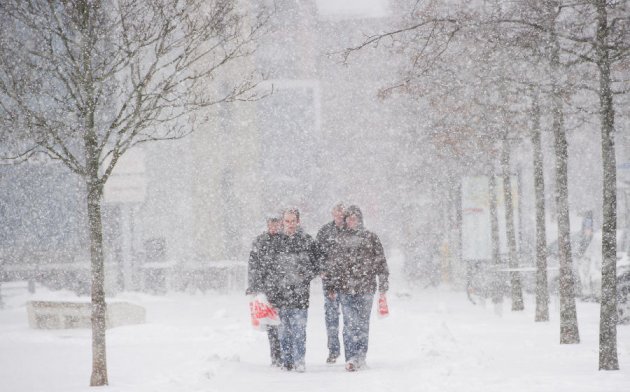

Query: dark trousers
left=267, top=325, right=281, bottom=365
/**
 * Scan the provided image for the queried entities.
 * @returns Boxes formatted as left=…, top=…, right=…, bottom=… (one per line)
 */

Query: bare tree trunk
left=544, top=9, right=580, bottom=342
left=551, top=70, right=580, bottom=344
left=595, top=0, right=618, bottom=371
left=455, top=180, right=463, bottom=277
left=531, top=91, right=549, bottom=322
left=501, top=138, right=524, bottom=311
left=489, top=169, right=503, bottom=305
left=87, top=178, right=108, bottom=386
left=75, top=2, right=108, bottom=384
left=86, top=129, right=108, bottom=386
left=552, top=100, right=580, bottom=343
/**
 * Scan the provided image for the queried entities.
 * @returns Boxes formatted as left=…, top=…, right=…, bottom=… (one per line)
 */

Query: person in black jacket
left=316, top=202, right=345, bottom=364
left=323, top=205, right=389, bottom=372
left=275, top=208, right=319, bottom=372
left=246, top=215, right=283, bottom=367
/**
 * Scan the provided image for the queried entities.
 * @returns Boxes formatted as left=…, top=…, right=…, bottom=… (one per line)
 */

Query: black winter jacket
left=275, top=231, right=320, bottom=309
left=324, top=228, right=389, bottom=295
left=316, top=221, right=344, bottom=290
left=247, top=231, right=284, bottom=308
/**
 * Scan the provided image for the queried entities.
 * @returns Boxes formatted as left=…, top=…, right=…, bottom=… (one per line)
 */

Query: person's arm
left=371, top=233, right=389, bottom=293
left=295, top=235, right=320, bottom=284
left=315, top=226, right=329, bottom=267
left=323, top=240, right=343, bottom=294
left=246, top=239, right=262, bottom=295
left=306, top=236, right=321, bottom=281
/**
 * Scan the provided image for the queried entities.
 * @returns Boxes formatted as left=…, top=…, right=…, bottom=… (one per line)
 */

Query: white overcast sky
left=315, top=0, right=390, bottom=19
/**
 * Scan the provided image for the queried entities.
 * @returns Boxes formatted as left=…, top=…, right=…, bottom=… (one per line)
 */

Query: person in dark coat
left=246, top=215, right=283, bottom=367
left=323, top=205, right=389, bottom=372
left=316, top=202, right=345, bottom=364
left=275, top=208, right=319, bottom=372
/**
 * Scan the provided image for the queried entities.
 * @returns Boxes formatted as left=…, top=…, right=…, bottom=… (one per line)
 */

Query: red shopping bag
left=378, top=293, right=389, bottom=318
left=249, top=300, right=262, bottom=330
left=249, top=294, right=280, bottom=330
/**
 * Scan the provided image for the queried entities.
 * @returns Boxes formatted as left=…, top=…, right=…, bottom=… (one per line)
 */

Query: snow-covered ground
left=1, top=277, right=629, bottom=392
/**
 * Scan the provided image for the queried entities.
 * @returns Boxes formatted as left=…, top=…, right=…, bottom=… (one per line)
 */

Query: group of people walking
left=246, top=203, right=390, bottom=373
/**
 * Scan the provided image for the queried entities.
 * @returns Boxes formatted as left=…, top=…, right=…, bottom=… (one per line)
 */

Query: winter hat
left=344, top=205, right=364, bottom=230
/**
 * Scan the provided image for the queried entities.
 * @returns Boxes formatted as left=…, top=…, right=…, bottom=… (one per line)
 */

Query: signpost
left=461, top=175, right=520, bottom=261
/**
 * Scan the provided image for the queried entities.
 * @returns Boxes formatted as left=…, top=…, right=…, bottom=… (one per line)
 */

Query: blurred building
left=14, top=1, right=620, bottom=294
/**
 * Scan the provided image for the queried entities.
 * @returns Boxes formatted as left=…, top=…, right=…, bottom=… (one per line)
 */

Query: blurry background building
left=1, top=0, right=628, bottom=295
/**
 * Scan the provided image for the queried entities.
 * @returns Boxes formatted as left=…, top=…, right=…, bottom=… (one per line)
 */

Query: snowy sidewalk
left=0, top=282, right=629, bottom=392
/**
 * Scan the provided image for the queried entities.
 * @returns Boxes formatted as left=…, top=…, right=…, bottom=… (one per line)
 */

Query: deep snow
left=1, top=273, right=629, bottom=392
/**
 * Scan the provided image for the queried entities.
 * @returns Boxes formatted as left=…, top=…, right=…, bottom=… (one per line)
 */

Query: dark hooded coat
left=323, top=206, right=389, bottom=295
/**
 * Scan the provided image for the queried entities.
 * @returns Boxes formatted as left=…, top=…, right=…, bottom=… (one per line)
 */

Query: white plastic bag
left=249, top=293, right=280, bottom=330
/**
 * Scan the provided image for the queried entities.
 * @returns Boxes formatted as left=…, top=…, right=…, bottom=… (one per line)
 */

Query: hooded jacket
left=323, top=206, right=389, bottom=295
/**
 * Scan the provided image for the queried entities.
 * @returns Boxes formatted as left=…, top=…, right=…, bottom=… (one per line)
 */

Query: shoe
left=345, top=361, right=357, bottom=372
left=326, top=352, right=340, bottom=364
left=282, top=363, right=293, bottom=371
left=356, top=357, right=366, bottom=369
left=294, top=363, right=306, bottom=373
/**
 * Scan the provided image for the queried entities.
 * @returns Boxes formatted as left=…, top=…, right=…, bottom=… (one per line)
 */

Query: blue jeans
left=278, top=308, right=308, bottom=368
left=339, top=293, right=374, bottom=363
left=324, top=293, right=341, bottom=356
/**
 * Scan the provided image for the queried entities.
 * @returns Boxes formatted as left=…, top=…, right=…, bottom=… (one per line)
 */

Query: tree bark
left=595, top=0, right=618, bottom=371
left=501, top=138, right=524, bottom=311
left=543, top=6, right=580, bottom=341
left=86, top=112, right=108, bottom=387
left=551, top=73, right=580, bottom=344
left=85, top=117, right=107, bottom=386
left=531, top=91, right=549, bottom=322
left=75, top=1, right=109, bottom=384
left=489, top=170, right=503, bottom=305
left=87, top=178, right=108, bottom=386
